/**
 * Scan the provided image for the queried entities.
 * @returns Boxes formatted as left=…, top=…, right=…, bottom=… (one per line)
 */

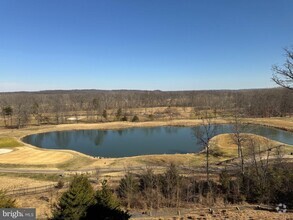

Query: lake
left=22, top=124, right=293, bottom=158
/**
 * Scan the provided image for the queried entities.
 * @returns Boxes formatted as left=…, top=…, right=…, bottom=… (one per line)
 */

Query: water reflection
left=94, top=131, right=107, bottom=146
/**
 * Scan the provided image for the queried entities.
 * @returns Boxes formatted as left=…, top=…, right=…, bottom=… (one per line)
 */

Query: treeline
left=0, top=88, right=292, bottom=127
left=116, top=161, right=293, bottom=210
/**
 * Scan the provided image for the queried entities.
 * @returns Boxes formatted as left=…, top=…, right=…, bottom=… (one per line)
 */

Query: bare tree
left=31, top=96, right=47, bottom=126
left=272, top=47, right=293, bottom=90
left=1, top=106, right=13, bottom=127
left=14, top=101, right=30, bottom=128
left=193, top=111, right=217, bottom=191
left=244, top=137, right=275, bottom=203
left=230, top=111, right=247, bottom=175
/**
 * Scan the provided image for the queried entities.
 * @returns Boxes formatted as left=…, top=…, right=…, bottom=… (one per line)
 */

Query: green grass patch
left=0, top=137, right=23, bottom=148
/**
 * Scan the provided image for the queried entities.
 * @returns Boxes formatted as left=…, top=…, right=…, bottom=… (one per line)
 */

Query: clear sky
left=0, top=0, right=293, bottom=92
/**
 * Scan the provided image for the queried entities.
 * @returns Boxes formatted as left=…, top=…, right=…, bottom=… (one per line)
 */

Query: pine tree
left=116, top=108, right=122, bottom=120
left=82, top=179, right=130, bottom=220
left=102, top=109, right=107, bottom=120
left=51, top=176, right=95, bottom=220
left=96, top=180, right=119, bottom=208
left=82, top=204, right=130, bottom=220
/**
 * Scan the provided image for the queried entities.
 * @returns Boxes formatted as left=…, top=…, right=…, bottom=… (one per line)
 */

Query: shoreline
left=0, top=118, right=291, bottom=172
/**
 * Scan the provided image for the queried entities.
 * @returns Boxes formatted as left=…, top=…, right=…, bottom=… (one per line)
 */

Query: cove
left=22, top=124, right=293, bottom=158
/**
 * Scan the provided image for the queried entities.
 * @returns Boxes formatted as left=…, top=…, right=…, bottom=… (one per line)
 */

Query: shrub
left=55, top=180, right=64, bottom=189
left=0, top=190, right=16, bottom=208
left=148, top=114, right=154, bottom=120
left=131, top=115, right=139, bottom=122
left=118, top=172, right=139, bottom=208
left=102, top=109, right=108, bottom=120
left=209, top=147, right=225, bottom=157
left=121, top=115, right=128, bottom=121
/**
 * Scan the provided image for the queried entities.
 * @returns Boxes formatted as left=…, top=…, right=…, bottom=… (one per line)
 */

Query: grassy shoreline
left=0, top=118, right=291, bottom=171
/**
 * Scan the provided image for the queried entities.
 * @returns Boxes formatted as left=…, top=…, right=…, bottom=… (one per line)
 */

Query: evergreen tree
left=102, top=109, right=107, bottom=120
left=51, top=176, right=95, bottom=220
left=131, top=115, right=139, bottom=122
left=96, top=180, right=119, bottom=208
left=116, top=108, right=122, bottom=120
left=83, top=179, right=130, bottom=220
left=82, top=204, right=130, bottom=220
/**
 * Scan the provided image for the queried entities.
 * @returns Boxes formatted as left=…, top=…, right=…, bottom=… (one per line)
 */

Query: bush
left=102, top=109, right=108, bottom=120
left=121, top=115, right=128, bottom=121
left=148, top=114, right=154, bottom=120
left=209, top=147, right=225, bottom=157
left=131, top=115, right=139, bottom=122
left=118, top=172, right=139, bottom=208
left=0, top=190, right=16, bottom=208
left=55, top=180, right=64, bottom=189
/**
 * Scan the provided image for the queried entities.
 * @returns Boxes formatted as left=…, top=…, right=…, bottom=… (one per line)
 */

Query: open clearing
left=0, top=147, right=74, bottom=166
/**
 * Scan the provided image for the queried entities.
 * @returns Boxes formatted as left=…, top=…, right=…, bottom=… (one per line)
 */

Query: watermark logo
left=0, top=209, right=35, bottom=220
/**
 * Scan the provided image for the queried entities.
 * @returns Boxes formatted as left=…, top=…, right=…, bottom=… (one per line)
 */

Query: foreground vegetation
left=2, top=160, right=291, bottom=219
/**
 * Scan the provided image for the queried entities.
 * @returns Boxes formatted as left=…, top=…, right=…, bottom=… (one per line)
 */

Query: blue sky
left=0, top=0, right=293, bottom=91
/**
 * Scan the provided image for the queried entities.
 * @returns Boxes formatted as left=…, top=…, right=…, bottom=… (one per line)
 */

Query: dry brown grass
left=0, top=118, right=291, bottom=171
left=210, top=133, right=293, bottom=159
left=0, top=175, right=55, bottom=191
left=16, top=190, right=62, bottom=219
left=0, top=147, right=74, bottom=166
left=0, top=119, right=227, bottom=169
left=245, top=117, right=293, bottom=131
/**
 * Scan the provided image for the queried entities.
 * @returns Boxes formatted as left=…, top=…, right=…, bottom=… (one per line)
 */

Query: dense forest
left=0, top=88, right=292, bottom=128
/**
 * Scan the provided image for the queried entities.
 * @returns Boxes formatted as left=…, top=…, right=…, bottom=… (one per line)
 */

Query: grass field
left=0, top=174, right=56, bottom=191
left=245, top=117, right=293, bottom=131
left=0, top=137, right=23, bottom=148
left=0, top=147, right=74, bottom=166
left=210, top=133, right=292, bottom=156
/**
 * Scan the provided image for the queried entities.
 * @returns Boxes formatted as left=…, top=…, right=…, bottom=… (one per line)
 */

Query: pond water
left=22, top=124, right=293, bottom=158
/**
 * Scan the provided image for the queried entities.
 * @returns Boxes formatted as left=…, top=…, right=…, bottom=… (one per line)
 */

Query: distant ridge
left=0, top=87, right=282, bottom=95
